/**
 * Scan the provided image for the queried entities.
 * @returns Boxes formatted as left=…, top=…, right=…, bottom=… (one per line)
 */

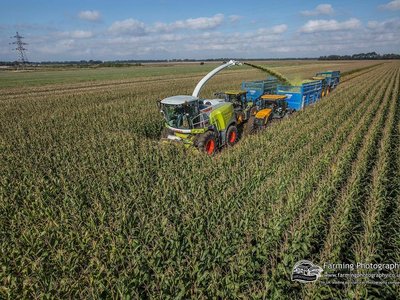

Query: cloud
left=108, top=14, right=224, bottom=36
left=271, top=24, right=288, bottom=34
left=153, top=14, right=224, bottom=32
left=183, top=14, right=224, bottom=30
left=301, top=4, right=334, bottom=16
left=256, top=24, right=288, bottom=35
left=78, top=10, right=101, bottom=22
left=299, top=18, right=361, bottom=33
left=55, top=30, right=93, bottom=39
left=70, top=30, right=93, bottom=39
left=367, top=18, right=400, bottom=31
left=229, top=15, right=242, bottom=23
left=108, top=18, right=147, bottom=35
left=379, top=0, right=400, bottom=10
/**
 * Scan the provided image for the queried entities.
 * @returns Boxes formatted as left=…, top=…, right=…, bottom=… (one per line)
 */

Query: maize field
left=1, top=60, right=399, bottom=298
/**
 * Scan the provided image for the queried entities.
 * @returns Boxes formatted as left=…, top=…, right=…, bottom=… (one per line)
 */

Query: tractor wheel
left=261, top=117, right=268, bottom=129
left=160, top=127, right=174, bottom=139
left=243, top=107, right=258, bottom=136
left=243, top=115, right=256, bottom=136
left=196, top=131, right=217, bottom=155
left=264, top=114, right=272, bottom=126
left=226, top=125, right=238, bottom=147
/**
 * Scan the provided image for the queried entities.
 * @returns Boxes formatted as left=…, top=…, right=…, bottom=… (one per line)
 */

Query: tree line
left=319, top=52, right=400, bottom=60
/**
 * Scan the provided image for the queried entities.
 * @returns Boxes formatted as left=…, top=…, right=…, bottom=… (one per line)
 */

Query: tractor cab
left=258, top=94, right=289, bottom=118
left=214, top=90, right=254, bottom=125
left=215, top=90, right=249, bottom=109
left=246, top=94, right=291, bottom=133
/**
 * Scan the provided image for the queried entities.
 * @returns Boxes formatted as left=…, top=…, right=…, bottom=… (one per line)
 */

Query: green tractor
left=158, top=60, right=241, bottom=155
left=214, top=90, right=255, bottom=126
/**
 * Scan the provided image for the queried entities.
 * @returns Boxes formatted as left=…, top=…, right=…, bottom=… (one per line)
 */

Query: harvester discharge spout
left=192, top=60, right=242, bottom=98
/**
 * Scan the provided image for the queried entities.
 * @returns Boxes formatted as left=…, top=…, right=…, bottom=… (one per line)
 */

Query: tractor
left=158, top=60, right=241, bottom=155
left=213, top=90, right=255, bottom=126
left=312, top=71, right=340, bottom=97
left=245, top=94, right=292, bottom=134
left=214, top=79, right=293, bottom=135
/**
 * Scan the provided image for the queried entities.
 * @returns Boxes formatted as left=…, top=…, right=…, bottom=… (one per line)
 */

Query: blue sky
left=0, top=0, right=399, bottom=61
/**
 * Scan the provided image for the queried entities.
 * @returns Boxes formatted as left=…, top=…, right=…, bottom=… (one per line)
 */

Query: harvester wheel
left=196, top=131, right=217, bottom=155
left=226, top=125, right=238, bottom=147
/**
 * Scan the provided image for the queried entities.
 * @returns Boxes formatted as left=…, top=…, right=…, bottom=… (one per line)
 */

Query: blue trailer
left=313, top=71, right=340, bottom=96
left=277, top=80, right=322, bottom=111
left=241, top=77, right=278, bottom=102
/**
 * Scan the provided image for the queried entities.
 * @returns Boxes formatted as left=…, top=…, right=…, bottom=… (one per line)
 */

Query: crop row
left=263, top=65, right=397, bottom=298
left=305, top=66, right=399, bottom=299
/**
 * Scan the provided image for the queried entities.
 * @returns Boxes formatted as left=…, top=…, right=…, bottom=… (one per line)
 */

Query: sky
left=0, top=0, right=399, bottom=61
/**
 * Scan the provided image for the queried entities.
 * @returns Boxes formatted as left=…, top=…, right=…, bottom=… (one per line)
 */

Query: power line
left=10, top=32, right=29, bottom=69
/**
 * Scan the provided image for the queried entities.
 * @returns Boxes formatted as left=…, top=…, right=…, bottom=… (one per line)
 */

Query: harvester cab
left=159, top=60, right=241, bottom=155
left=159, top=96, right=201, bottom=131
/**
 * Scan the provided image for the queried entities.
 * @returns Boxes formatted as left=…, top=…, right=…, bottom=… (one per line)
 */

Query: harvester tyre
left=196, top=131, right=217, bottom=155
left=226, top=125, right=238, bottom=147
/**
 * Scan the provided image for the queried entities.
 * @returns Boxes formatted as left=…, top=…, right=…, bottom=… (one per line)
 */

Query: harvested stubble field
left=1, top=60, right=399, bottom=299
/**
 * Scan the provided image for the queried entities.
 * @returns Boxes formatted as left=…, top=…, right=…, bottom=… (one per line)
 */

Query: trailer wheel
left=196, top=131, right=217, bottom=155
left=226, top=125, right=238, bottom=147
